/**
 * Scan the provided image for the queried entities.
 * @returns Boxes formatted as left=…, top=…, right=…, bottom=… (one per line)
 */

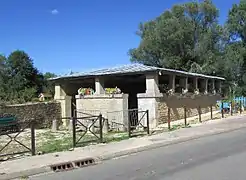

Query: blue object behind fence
left=217, top=96, right=246, bottom=111
left=234, top=96, right=246, bottom=107
left=217, top=101, right=230, bottom=111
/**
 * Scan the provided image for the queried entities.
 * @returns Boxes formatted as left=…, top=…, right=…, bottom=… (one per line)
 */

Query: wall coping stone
left=3, top=101, right=58, bottom=107
left=138, top=93, right=222, bottom=99
left=54, top=95, right=72, bottom=100
left=137, top=93, right=164, bottom=98
left=75, top=94, right=129, bottom=99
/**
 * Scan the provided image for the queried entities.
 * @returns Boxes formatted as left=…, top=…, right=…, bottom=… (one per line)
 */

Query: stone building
left=50, top=63, right=225, bottom=129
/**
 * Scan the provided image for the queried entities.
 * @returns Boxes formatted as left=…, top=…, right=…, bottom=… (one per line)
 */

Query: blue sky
left=0, top=0, right=240, bottom=75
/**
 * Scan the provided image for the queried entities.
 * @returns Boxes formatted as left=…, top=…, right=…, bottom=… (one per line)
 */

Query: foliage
left=129, top=0, right=222, bottom=73
left=0, top=50, right=56, bottom=104
left=43, top=72, right=57, bottom=97
left=129, top=0, right=246, bottom=96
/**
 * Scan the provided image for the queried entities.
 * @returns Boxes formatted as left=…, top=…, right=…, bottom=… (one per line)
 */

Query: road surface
left=31, top=128, right=246, bottom=180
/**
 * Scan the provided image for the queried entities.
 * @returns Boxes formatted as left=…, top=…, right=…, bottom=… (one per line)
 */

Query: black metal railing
left=128, top=109, right=150, bottom=138
left=72, top=115, right=103, bottom=147
left=0, top=120, right=35, bottom=160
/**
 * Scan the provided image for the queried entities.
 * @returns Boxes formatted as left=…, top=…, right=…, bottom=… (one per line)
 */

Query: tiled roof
left=51, top=63, right=225, bottom=80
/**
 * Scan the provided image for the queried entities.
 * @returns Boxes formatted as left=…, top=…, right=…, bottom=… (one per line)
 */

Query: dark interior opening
left=158, top=75, right=169, bottom=93
left=104, top=74, right=146, bottom=110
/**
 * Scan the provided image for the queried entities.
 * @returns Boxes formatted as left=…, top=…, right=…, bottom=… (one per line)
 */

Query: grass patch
left=169, top=124, right=191, bottom=131
left=37, top=131, right=131, bottom=154
left=38, top=136, right=73, bottom=153
left=104, top=133, right=129, bottom=143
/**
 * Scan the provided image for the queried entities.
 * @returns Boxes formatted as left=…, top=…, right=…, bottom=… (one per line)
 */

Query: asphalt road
left=31, top=128, right=246, bottom=180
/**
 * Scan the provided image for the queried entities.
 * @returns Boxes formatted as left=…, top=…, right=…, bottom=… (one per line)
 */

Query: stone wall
left=0, top=102, right=61, bottom=129
left=157, top=94, right=220, bottom=124
left=76, top=94, right=129, bottom=130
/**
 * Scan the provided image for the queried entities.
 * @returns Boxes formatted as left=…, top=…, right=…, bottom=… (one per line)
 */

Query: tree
left=226, top=0, right=246, bottom=95
left=227, top=0, right=246, bottom=43
left=0, top=55, right=7, bottom=101
left=129, top=0, right=223, bottom=75
left=0, top=50, right=45, bottom=103
left=43, top=72, right=57, bottom=96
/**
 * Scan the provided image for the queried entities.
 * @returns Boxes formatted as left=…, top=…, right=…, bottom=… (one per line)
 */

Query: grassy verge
left=37, top=131, right=130, bottom=154
left=169, top=124, right=191, bottom=131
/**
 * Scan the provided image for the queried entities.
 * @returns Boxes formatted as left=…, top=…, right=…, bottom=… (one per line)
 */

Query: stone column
left=204, top=79, right=208, bottom=92
left=54, top=85, right=66, bottom=99
left=193, top=77, right=198, bottom=90
left=168, top=74, right=176, bottom=92
left=137, top=93, right=160, bottom=129
left=137, top=73, right=161, bottom=129
left=95, top=77, right=105, bottom=94
left=201, top=79, right=208, bottom=93
left=145, top=73, right=160, bottom=95
left=54, top=84, right=72, bottom=127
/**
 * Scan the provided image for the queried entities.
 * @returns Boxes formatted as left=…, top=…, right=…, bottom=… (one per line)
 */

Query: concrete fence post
left=103, top=118, right=109, bottom=134
left=68, top=118, right=73, bottom=132
left=51, top=119, right=58, bottom=132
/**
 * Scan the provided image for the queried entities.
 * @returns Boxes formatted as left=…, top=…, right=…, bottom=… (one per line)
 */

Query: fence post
left=128, top=111, right=131, bottom=138
left=51, top=119, right=58, bottom=132
left=146, top=110, right=150, bottom=135
left=30, top=120, right=36, bottom=156
left=103, top=118, right=109, bottom=134
left=221, top=102, right=224, bottom=118
left=72, top=117, right=76, bottom=148
left=240, top=100, right=242, bottom=114
left=230, top=101, right=233, bottom=116
left=99, top=114, right=103, bottom=143
left=168, top=107, right=171, bottom=130
left=198, top=106, right=201, bottom=123
left=184, top=106, right=187, bottom=126
left=210, top=105, right=213, bottom=119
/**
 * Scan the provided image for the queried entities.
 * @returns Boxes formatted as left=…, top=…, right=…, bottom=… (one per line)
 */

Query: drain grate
left=50, top=162, right=74, bottom=172
left=50, top=158, right=96, bottom=172
left=74, top=158, right=95, bottom=168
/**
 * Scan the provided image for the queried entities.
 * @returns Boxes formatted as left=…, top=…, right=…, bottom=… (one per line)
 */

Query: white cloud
left=51, top=9, right=59, bottom=15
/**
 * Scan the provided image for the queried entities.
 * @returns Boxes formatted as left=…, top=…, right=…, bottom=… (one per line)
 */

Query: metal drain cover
left=50, top=158, right=96, bottom=172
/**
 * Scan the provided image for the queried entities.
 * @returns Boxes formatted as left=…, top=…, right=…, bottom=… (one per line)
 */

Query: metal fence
left=75, top=109, right=150, bottom=136
left=0, top=120, right=35, bottom=161
left=0, top=109, right=150, bottom=161
left=72, top=115, right=103, bottom=147
left=166, top=100, right=245, bottom=130
left=128, top=109, right=150, bottom=137
left=167, top=105, right=215, bottom=130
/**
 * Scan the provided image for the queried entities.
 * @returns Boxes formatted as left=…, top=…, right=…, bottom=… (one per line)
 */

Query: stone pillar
left=95, top=77, right=105, bottom=94
left=145, top=73, right=160, bottom=95
left=193, top=77, right=198, bottom=90
left=137, top=93, right=160, bottom=129
left=168, top=74, right=175, bottom=91
left=200, top=79, right=208, bottom=92
left=54, top=85, right=66, bottom=99
left=54, top=84, right=72, bottom=127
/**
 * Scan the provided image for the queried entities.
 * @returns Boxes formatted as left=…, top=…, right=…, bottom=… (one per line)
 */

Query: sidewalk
left=1, top=114, right=246, bottom=180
